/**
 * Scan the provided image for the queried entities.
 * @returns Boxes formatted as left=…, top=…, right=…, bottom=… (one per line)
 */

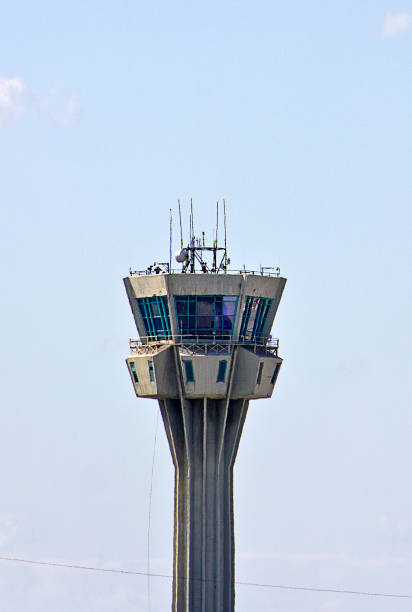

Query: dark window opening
left=256, top=362, right=264, bottom=385
left=148, top=360, right=155, bottom=382
left=130, top=361, right=138, bottom=383
left=183, top=360, right=195, bottom=383
left=270, top=363, right=281, bottom=385
left=216, top=360, right=228, bottom=383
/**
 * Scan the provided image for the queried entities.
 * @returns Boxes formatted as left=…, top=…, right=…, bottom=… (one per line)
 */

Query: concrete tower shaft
left=160, top=396, right=247, bottom=610
left=124, top=272, right=286, bottom=611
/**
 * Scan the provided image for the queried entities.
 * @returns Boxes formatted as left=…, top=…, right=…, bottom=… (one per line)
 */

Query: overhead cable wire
left=0, top=555, right=412, bottom=600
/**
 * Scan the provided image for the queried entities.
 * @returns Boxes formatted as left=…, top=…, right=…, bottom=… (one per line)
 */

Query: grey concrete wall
left=126, top=346, right=179, bottom=399
left=127, top=345, right=282, bottom=401
left=178, top=350, right=232, bottom=398
left=231, top=348, right=282, bottom=399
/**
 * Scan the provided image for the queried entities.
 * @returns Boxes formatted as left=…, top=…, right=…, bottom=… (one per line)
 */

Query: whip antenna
left=190, top=198, right=194, bottom=246
left=178, top=200, right=183, bottom=249
left=169, top=208, right=172, bottom=273
left=223, top=199, right=228, bottom=271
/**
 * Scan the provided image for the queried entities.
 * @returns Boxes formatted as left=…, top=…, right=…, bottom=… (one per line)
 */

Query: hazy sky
left=0, top=1, right=411, bottom=610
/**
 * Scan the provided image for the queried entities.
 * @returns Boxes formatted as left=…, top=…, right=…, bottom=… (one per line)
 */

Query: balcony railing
left=129, top=268, right=281, bottom=277
left=129, top=334, right=279, bottom=356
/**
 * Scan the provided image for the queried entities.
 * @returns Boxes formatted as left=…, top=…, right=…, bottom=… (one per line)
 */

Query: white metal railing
left=129, top=334, right=279, bottom=355
left=129, top=268, right=281, bottom=277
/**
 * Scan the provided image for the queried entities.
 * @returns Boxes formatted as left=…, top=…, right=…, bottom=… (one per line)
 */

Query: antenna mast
left=169, top=208, right=172, bottom=273
left=173, top=199, right=230, bottom=274
left=223, top=198, right=228, bottom=273
left=213, top=201, right=219, bottom=272
left=190, top=198, right=195, bottom=272
left=178, top=200, right=183, bottom=249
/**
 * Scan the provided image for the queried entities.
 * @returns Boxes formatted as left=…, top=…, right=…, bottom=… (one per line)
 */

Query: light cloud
left=64, top=93, right=79, bottom=123
left=45, top=84, right=80, bottom=124
left=381, top=12, right=412, bottom=38
left=0, top=77, right=29, bottom=119
left=377, top=513, right=412, bottom=537
left=0, top=75, right=79, bottom=125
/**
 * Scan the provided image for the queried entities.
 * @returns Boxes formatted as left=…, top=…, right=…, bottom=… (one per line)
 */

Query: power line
left=0, top=555, right=412, bottom=600
left=236, top=580, right=412, bottom=599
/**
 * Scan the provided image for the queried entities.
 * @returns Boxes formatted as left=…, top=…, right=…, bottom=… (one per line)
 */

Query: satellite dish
left=175, top=248, right=188, bottom=263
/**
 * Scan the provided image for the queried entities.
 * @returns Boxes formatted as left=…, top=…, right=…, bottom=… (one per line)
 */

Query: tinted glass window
left=174, top=295, right=238, bottom=340
left=239, top=297, right=272, bottom=343
left=137, top=296, right=171, bottom=340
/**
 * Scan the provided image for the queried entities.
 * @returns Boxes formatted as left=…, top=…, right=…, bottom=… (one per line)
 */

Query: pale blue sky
left=0, top=1, right=411, bottom=610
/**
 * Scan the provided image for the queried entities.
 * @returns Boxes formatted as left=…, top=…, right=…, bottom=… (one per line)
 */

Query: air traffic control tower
left=124, top=213, right=286, bottom=611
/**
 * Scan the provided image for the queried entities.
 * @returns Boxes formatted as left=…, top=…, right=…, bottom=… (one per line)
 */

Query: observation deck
left=124, top=271, right=286, bottom=401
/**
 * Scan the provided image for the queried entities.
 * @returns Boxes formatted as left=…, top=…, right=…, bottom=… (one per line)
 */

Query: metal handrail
left=129, top=334, right=279, bottom=349
left=129, top=268, right=281, bottom=277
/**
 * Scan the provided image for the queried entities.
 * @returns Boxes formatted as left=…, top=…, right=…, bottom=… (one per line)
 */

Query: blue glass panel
left=239, top=297, right=272, bottom=342
left=174, top=295, right=238, bottom=340
left=176, top=300, right=187, bottom=315
left=214, top=315, right=223, bottom=330
left=197, top=297, right=214, bottom=314
left=136, top=296, right=171, bottom=340
left=222, top=316, right=232, bottom=330
left=197, top=316, right=214, bottom=329
left=151, top=303, right=161, bottom=316
left=148, top=360, right=155, bottom=382
left=223, top=300, right=236, bottom=315
left=189, top=299, right=196, bottom=314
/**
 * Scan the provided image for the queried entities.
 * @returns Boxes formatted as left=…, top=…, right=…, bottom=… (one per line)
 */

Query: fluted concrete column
left=159, top=397, right=248, bottom=612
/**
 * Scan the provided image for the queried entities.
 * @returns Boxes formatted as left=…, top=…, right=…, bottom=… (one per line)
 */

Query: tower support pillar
left=159, top=397, right=248, bottom=612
